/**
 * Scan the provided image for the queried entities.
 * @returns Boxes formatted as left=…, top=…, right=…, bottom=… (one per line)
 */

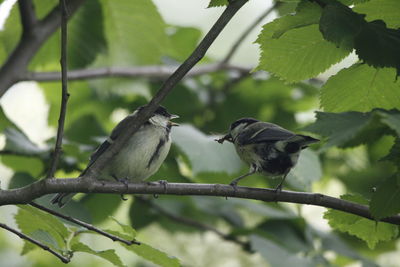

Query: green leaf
left=167, top=26, right=202, bottom=61
left=318, top=1, right=400, bottom=73
left=257, top=25, right=350, bottom=83
left=21, top=241, right=36, bottom=255
left=64, top=114, right=106, bottom=145
left=124, top=242, right=180, bottom=267
left=15, top=205, right=70, bottom=250
left=353, top=0, right=400, bottom=29
left=172, top=124, right=243, bottom=176
left=381, top=138, right=400, bottom=164
left=378, top=105, right=400, bottom=135
left=98, top=0, right=171, bottom=65
left=320, top=64, right=400, bottom=112
left=129, top=197, right=159, bottom=229
left=0, top=4, right=21, bottom=58
left=319, top=3, right=365, bottom=50
left=1, top=155, right=44, bottom=177
left=257, top=1, right=321, bottom=41
left=303, top=109, right=400, bottom=149
left=8, top=172, right=35, bottom=189
left=80, top=194, right=122, bottom=224
left=67, top=0, right=107, bottom=69
left=228, top=198, right=297, bottom=219
left=208, top=0, right=228, bottom=7
left=354, top=20, right=400, bottom=73
left=0, top=106, right=17, bottom=132
left=323, top=194, right=398, bottom=249
left=370, top=175, right=400, bottom=220
left=287, top=149, right=322, bottom=190
left=109, top=217, right=137, bottom=240
left=4, top=128, right=45, bottom=155
left=250, top=235, right=315, bottom=267
left=193, top=196, right=244, bottom=227
left=71, top=240, right=125, bottom=267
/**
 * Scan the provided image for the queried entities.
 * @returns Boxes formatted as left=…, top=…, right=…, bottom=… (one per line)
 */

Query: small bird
left=216, top=118, right=319, bottom=191
left=51, top=106, right=179, bottom=207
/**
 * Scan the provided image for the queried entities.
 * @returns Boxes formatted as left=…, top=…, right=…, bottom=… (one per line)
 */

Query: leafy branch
left=1, top=179, right=399, bottom=225
left=29, top=202, right=140, bottom=245
left=0, top=222, right=70, bottom=263
left=0, top=0, right=86, bottom=97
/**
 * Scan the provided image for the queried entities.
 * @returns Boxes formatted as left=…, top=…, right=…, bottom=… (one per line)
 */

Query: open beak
left=169, top=114, right=179, bottom=127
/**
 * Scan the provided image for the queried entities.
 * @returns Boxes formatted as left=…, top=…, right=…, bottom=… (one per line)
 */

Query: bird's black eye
left=230, top=117, right=258, bottom=130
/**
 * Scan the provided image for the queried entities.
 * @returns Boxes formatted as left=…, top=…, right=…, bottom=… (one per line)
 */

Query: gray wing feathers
left=236, top=122, right=294, bottom=145
left=81, top=113, right=136, bottom=175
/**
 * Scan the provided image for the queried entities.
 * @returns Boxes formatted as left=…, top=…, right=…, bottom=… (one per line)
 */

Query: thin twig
left=18, top=0, right=37, bottom=33
left=22, top=63, right=251, bottom=82
left=1, top=179, right=400, bottom=225
left=0, top=150, right=43, bottom=157
left=47, top=0, right=70, bottom=179
left=221, top=2, right=279, bottom=64
left=28, top=202, right=140, bottom=245
left=83, top=0, right=249, bottom=179
left=137, top=196, right=251, bottom=251
left=0, top=222, right=70, bottom=263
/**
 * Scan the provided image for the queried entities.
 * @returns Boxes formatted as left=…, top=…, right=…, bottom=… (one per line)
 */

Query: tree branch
left=47, top=0, right=70, bottom=178
left=0, top=150, right=43, bottom=157
left=18, top=0, right=37, bottom=33
left=0, top=0, right=85, bottom=98
left=1, top=179, right=399, bottom=225
left=21, top=63, right=251, bottom=82
left=0, top=222, right=70, bottom=263
left=83, top=0, right=249, bottom=179
left=29, top=202, right=140, bottom=245
left=222, top=2, right=278, bottom=64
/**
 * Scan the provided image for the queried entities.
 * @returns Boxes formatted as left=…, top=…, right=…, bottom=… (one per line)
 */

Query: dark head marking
left=136, top=105, right=172, bottom=118
left=154, top=106, right=172, bottom=118
left=230, top=117, right=258, bottom=131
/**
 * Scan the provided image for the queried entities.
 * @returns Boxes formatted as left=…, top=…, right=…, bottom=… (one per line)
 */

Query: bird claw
left=147, top=180, right=168, bottom=194
left=273, top=184, right=282, bottom=201
left=229, top=181, right=238, bottom=196
left=112, top=175, right=129, bottom=199
left=158, top=180, right=168, bottom=193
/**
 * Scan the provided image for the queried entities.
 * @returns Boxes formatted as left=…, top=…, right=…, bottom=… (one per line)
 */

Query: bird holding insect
left=216, top=118, right=319, bottom=191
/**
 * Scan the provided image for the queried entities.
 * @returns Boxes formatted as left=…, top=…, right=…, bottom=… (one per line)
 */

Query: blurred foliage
left=0, top=0, right=399, bottom=266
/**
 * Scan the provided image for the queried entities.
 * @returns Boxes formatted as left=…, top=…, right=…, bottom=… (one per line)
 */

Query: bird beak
left=169, top=114, right=179, bottom=127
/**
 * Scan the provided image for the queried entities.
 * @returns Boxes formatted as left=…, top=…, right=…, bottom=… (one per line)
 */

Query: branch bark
left=21, top=63, right=251, bottom=81
left=0, top=0, right=85, bottom=98
left=1, top=179, right=399, bottom=225
left=18, top=0, right=37, bottom=33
